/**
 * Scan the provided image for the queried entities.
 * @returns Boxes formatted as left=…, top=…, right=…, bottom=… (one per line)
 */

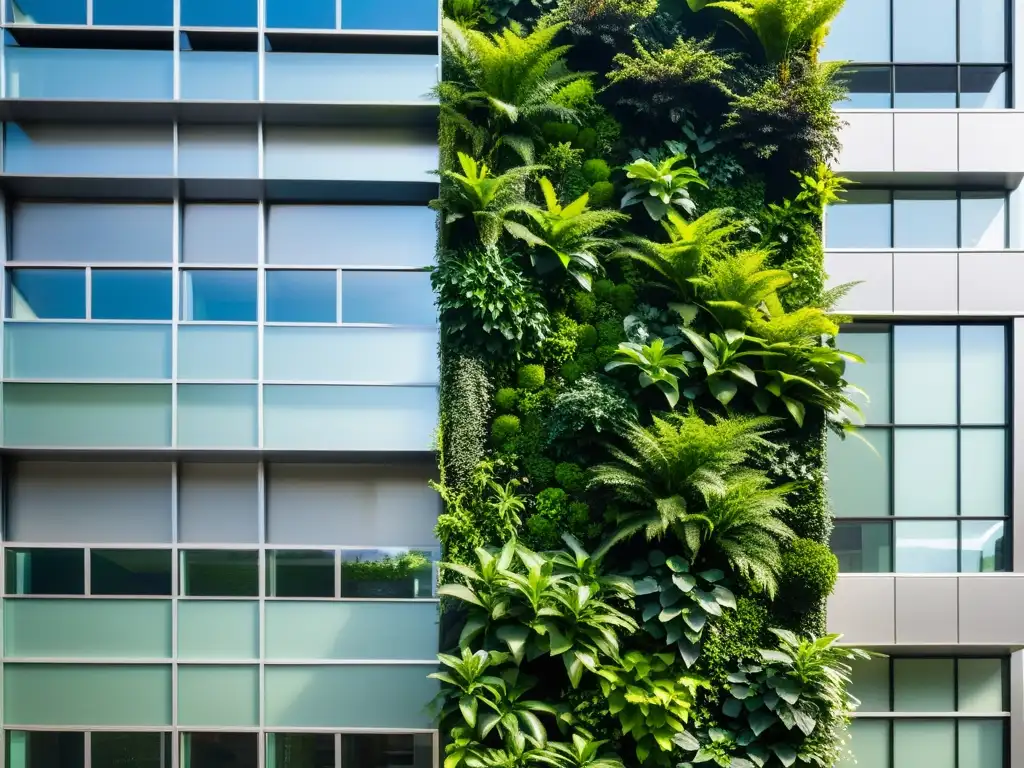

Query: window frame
left=840, top=64, right=1011, bottom=109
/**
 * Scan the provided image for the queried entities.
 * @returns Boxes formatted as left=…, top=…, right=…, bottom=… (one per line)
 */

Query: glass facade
left=828, top=325, right=1009, bottom=573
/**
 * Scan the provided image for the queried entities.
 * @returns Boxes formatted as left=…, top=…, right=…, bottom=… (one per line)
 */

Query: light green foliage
left=680, top=327, right=773, bottom=406
left=518, top=364, right=547, bottom=391
left=576, top=324, right=598, bottom=349
left=606, top=338, right=694, bottom=408
left=779, top=538, right=838, bottom=614
left=547, top=375, right=637, bottom=449
left=587, top=181, right=616, bottom=208
left=526, top=488, right=590, bottom=549
left=541, top=313, right=581, bottom=367
left=582, top=159, right=611, bottom=184
left=343, top=550, right=432, bottom=581
left=440, top=352, right=492, bottom=492
left=492, top=414, right=522, bottom=444
left=443, top=0, right=496, bottom=28
left=690, top=249, right=793, bottom=329
left=701, top=0, right=845, bottom=65
left=621, top=153, right=707, bottom=221
left=554, top=462, right=586, bottom=492
left=595, top=319, right=625, bottom=347
left=572, top=293, right=598, bottom=323
left=495, top=387, right=519, bottom=412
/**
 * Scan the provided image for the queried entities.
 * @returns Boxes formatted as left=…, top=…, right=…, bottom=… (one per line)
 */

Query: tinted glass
left=6, top=48, right=174, bottom=101
left=961, top=520, right=1006, bottom=573
left=180, top=51, right=259, bottom=101
left=960, top=325, right=1006, bottom=424
left=830, top=522, right=892, bottom=572
left=894, top=520, right=958, bottom=572
left=822, top=0, right=890, bottom=61
left=960, top=429, right=1006, bottom=518
left=958, top=720, right=1005, bottom=768
left=182, top=550, right=258, bottom=597
left=181, top=0, right=257, bottom=27
left=5, top=731, right=84, bottom=768
left=825, top=191, right=891, bottom=249
left=92, top=0, right=172, bottom=25
left=893, top=721, right=955, bottom=768
left=5, top=548, right=84, bottom=595
left=268, top=734, right=335, bottom=768
left=894, top=0, right=956, bottom=62
left=894, top=429, right=957, bottom=517
left=92, top=733, right=170, bottom=768
left=91, top=549, right=172, bottom=596
left=341, top=0, right=438, bottom=31
left=841, top=66, right=892, bottom=108
left=893, top=192, right=957, bottom=249
left=893, top=66, right=957, bottom=108
left=7, top=0, right=85, bottom=23
left=182, top=270, right=258, bottom=322
left=838, top=720, right=890, bottom=768
left=92, top=269, right=172, bottom=320
left=5, top=123, right=174, bottom=177
left=184, top=734, right=258, bottom=768
left=266, top=0, right=334, bottom=28
left=958, top=659, right=1006, bottom=713
left=340, top=549, right=434, bottom=598
left=960, top=0, right=1006, bottom=62
left=961, top=194, right=1007, bottom=249
left=894, top=325, right=957, bottom=424
left=266, top=270, right=337, bottom=323
left=8, top=268, right=85, bottom=319
left=269, top=550, right=335, bottom=598
left=828, top=428, right=891, bottom=518
left=342, top=271, right=435, bottom=325
left=960, top=67, right=1009, bottom=108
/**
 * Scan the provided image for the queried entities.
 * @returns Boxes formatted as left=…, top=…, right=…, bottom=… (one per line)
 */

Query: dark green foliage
left=543, top=121, right=580, bottom=144
left=596, top=319, right=625, bottom=347
left=494, top=387, right=519, bottom=413
left=593, top=279, right=616, bottom=301
left=699, top=596, right=771, bottom=695
left=561, top=360, right=584, bottom=383
left=491, top=414, right=521, bottom=444
left=780, top=538, right=839, bottom=614
left=439, top=352, right=492, bottom=491
left=595, top=344, right=617, bottom=366
left=577, top=323, right=598, bottom=349
left=517, top=363, right=546, bottom=391
left=572, top=292, right=598, bottom=322
left=587, top=181, right=616, bottom=208
left=574, top=127, right=598, bottom=151
left=523, top=454, right=556, bottom=485
left=554, top=461, right=586, bottom=492
left=547, top=375, right=637, bottom=450
left=610, top=284, right=637, bottom=315
left=582, top=158, right=611, bottom=183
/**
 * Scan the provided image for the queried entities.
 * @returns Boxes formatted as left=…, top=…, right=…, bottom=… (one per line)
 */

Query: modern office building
left=823, top=1, right=1023, bottom=766
left=0, top=0, right=444, bottom=767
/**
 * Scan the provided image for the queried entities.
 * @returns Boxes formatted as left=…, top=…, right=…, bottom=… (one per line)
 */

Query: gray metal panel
left=959, top=112, right=1024, bottom=173
left=894, top=577, right=959, bottom=644
left=177, top=462, right=260, bottom=543
left=893, top=113, right=958, bottom=173
left=8, top=461, right=173, bottom=543
left=826, top=576, right=896, bottom=645
left=835, top=112, right=894, bottom=173
left=960, top=253, right=1024, bottom=314
left=824, top=251, right=893, bottom=314
left=959, top=577, right=1024, bottom=644
left=892, top=252, right=959, bottom=313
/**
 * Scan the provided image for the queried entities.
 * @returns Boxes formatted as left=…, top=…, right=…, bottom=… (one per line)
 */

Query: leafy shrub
left=548, top=375, right=637, bottom=449
left=593, top=279, right=616, bottom=301
left=517, top=364, right=546, bottom=391
left=551, top=78, right=597, bottom=111
left=780, top=538, right=839, bottom=611
left=523, top=455, right=556, bottom=485
left=541, top=141, right=586, bottom=176
left=491, top=414, right=521, bottom=445
left=494, top=387, right=519, bottom=413
left=610, top=283, right=637, bottom=314
left=622, top=151, right=706, bottom=220
left=582, top=158, right=611, bottom=183
left=555, top=462, right=586, bottom=492
left=577, top=323, right=598, bottom=349
left=596, top=319, right=625, bottom=347
left=525, top=488, right=590, bottom=549
left=561, top=361, right=584, bottom=383
left=540, top=313, right=580, bottom=367
left=587, top=181, right=616, bottom=208
left=595, top=344, right=617, bottom=366
left=439, top=352, right=491, bottom=491
left=543, top=121, right=579, bottom=144
left=572, top=292, right=598, bottom=322
left=574, top=127, right=597, bottom=151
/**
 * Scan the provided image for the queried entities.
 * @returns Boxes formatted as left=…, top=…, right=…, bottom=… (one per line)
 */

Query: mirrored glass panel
left=839, top=331, right=891, bottom=424
left=182, top=734, right=257, bottom=768
left=961, top=194, right=1007, bottom=250
left=894, top=66, right=957, bottom=108
left=92, top=733, right=171, bottom=768
left=92, top=0, right=172, bottom=25
left=340, top=548, right=435, bottom=598
left=178, top=124, right=258, bottom=178
left=893, top=0, right=956, bottom=62
left=893, top=192, right=958, bottom=249
left=960, top=429, right=1006, bottom=518
left=341, top=0, right=438, bottom=31
left=894, top=520, right=958, bottom=573
left=5, top=47, right=173, bottom=100
left=5, top=123, right=174, bottom=176
left=825, top=191, right=892, bottom=249
left=7, top=268, right=85, bottom=319
left=268, top=550, right=335, bottom=598
left=181, top=270, right=258, bottom=322
left=91, top=269, right=172, bottom=320
left=267, top=734, right=335, bottom=768
left=181, top=550, right=258, bottom=597
left=266, top=270, right=337, bottom=323
left=180, top=51, right=258, bottom=101
left=181, top=0, right=257, bottom=27
left=183, top=204, right=259, bottom=265
left=828, top=429, right=891, bottom=518
left=823, top=0, right=890, bottom=62
left=958, top=720, right=1005, bottom=768
left=961, top=520, right=1006, bottom=573
left=90, top=549, right=172, bottom=596
left=830, top=522, right=892, bottom=572
left=840, top=66, right=892, bottom=108
left=960, top=0, right=1007, bottom=63
left=893, top=326, right=957, bottom=424
left=265, top=53, right=437, bottom=102
left=342, top=271, right=435, bottom=325
left=894, top=428, right=957, bottom=517
left=266, top=0, right=335, bottom=28
left=4, top=731, right=84, bottom=768
left=960, top=66, right=1009, bottom=108
left=5, top=548, right=84, bottom=595
left=7, top=0, right=86, bottom=24
left=341, top=735, right=434, bottom=768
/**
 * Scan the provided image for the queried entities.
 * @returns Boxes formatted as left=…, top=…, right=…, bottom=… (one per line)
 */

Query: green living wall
left=429, top=1, right=870, bottom=766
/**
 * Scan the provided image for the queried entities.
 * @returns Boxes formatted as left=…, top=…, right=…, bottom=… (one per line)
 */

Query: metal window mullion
left=336, top=0, right=342, bottom=28
left=87, top=0, right=93, bottom=25
left=84, top=546, right=92, bottom=595
left=258, top=460, right=267, bottom=741
left=172, top=192, right=181, bottom=449
left=85, top=267, right=93, bottom=319
left=257, top=200, right=266, bottom=450
left=336, top=269, right=343, bottom=324
left=336, top=732, right=343, bottom=768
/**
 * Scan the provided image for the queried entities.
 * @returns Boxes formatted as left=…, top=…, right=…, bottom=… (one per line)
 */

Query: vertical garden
left=429, top=1, right=869, bottom=766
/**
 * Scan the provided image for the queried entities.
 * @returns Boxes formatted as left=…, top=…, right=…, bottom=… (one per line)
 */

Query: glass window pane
left=828, top=428, right=891, bottom=518
left=341, top=735, right=434, bottom=768
left=5, top=731, right=83, bottom=768
left=5, top=323, right=172, bottom=380
left=847, top=658, right=891, bottom=712
left=269, top=550, right=336, bottom=598
left=340, top=0, right=438, bottom=31
left=178, top=600, right=259, bottom=660
left=92, top=269, right=172, bottom=320
left=178, top=665, right=259, bottom=727
left=959, top=720, right=1005, bottom=768
left=178, top=463, right=259, bottom=544
left=342, top=271, right=435, bottom=325
left=825, top=191, right=892, bottom=249
left=960, top=0, right=1007, bottom=62
left=178, top=325, right=258, bottom=381
left=265, top=53, right=437, bottom=103
left=893, top=191, right=958, bottom=249
left=960, top=429, right=1006, bottom=517
left=5, top=48, right=174, bottom=100
left=7, top=0, right=86, bottom=23
left=894, top=428, right=957, bottom=517
left=266, top=0, right=334, bottom=28
left=268, top=734, right=335, bottom=768
left=92, top=733, right=170, bottom=768
left=178, top=124, right=258, bottom=178
left=840, top=66, right=892, bottom=108
left=962, top=520, right=1006, bottom=573
left=894, top=326, right=957, bottom=424
left=836, top=720, right=889, bottom=768
left=894, top=520, right=958, bottom=572
left=960, top=66, right=1009, bottom=108
left=267, top=270, right=337, bottom=323
left=959, top=659, right=1005, bottom=712
left=894, top=0, right=956, bottom=62
left=180, top=51, right=258, bottom=101
left=182, top=270, right=257, bottom=322
left=183, top=734, right=257, bottom=768
left=961, top=195, right=1007, bottom=249
left=181, top=0, right=257, bottom=26
left=90, top=549, right=172, bottom=596
left=837, top=330, right=891, bottom=424
left=894, top=720, right=955, bottom=768
left=822, top=0, right=890, bottom=61
left=5, top=123, right=174, bottom=177
left=8, top=268, right=85, bottom=319
left=181, top=550, right=258, bottom=597
left=183, top=204, right=259, bottom=265
left=894, top=65, right=958, bottom=108
left=341, top=549, right=435, bottom=598
left=831, top=522, right=892, bottom=572
left=894, top=659, right=955, bottom=711
left=92, top=0, right=172, bottom=25
left=5, top=548, right=84, bottom=595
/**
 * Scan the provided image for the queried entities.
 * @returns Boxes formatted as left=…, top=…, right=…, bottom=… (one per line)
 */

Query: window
left=341, top=734, right=434, bottom=768
left=828, top=325, right=1009, bottom=573
left=5, top=548, right=85, bottom=595
left=825, top=191, right=1008, bottom=249
left=7, top=0, right=87, bottom=25
left=839, top=658, right=1008, bottom=768
left=842, top=64, right=1010, bottom=108
left=265, top=0, right=334, bottom=28
left=342, top=271, right=435, bottom=326
left=182, top=733, right=257, bottom=768
left=91, top=733, right=171, bottom=768
left=268, top=550, right=335, bottom=598
left=90, top=549, right=172, bottom=596
left=181, top=270, right=258, bottom=322
left=340, top=549, right=435, bottom=598
left=266, top=270, right=337, bottom=323
left=181, top=550, right=259, bottom=597
left=7, top=268, right=86, bottom=319
left=5, top=731, right=84, bottom=768
left=181, top=0, right=256, bottom=27
left=92, top=0, right=172, bottom=25
left=91, top=269, right=172, bottom=320
left=267, top=733, right=335, bottom=768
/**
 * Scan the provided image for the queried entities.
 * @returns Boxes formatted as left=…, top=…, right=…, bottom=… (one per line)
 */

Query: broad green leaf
left=439, top=583, right=484, bottom=607
left=672, top=731, right=700, bottom=752
left=496, top=625, right=530, bottom=665
left=666, top=555, right=690, bottom=573
left=634, top=577, right=659, bottom=595
left=770, top=744, right=797, bottom=767
left=709, top=376, right=738, bottom=406
left=673, top=573, right=697, bottom=593
left=459, top=696, right=478, bottom=728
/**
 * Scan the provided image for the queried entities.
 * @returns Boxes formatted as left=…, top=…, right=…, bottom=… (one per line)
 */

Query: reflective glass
left=960, top=429, right=1006, bottom=517
left=92, top=0, right=172, bottom=25
left=894, top=429, right=957, bottom=517
left=178, top=124, right=258, bottom=178
left=92, top=733, right=170, bottom=768
left=7, top=0, right=85, bottom=24
left=178, top=601, right=259, bottom=659
left=182, top=270, right=257, bottom=322
left=5, top=547, right=84, bottom=594
left=183, top=204, right=259, bottom=264
left=894, top=66, right=957, bottom=108
left=838, top=331, right=891, bottom=424
left=894, top=520, right=958, bottom=572
left=828, top=428, right=891, bottom=518
left=268, top=550, right=336, bottom=598
left=958, top=720, right=1005, bottom=768
left=268, top=734, right=335, bottom=768
left=178, top=666, right=259, bottom=727
left=341, top=0, right=439, bottom=31
left=181, top=0, right=257, bottom=27
left=894, top=659, right=955, bottom=711
left=342, top=271, right=435, bottom=325
left=178, top=325, right=258, bottom=380
left=958, top=659, right=1006, bottom=713
left=90, top=549, right=172, bottom=595
left=266, top=270, right=337, bottom=323
left=894, top=721, right=955, bottom=768
left=894, top=325, right=957, bottom=424
left=959, top=325, right=1007, bottom=421
left=5, top=731, right=83, bottom=768
left=822, top=0, right=889, bottom=62
left=180, top=52, right=258, bottom=101
left=893, top=192, right=957, bottom=249
left=8, top=268, right=85, bottom=319
left=91, top=269, right=172, bottom=320
left=830, top=522, right=892, bottom=572
left=961, top=520, right=1006, bottom=573
left=5, top=323, right=172, bottom=380
left=265, top=53, right=437, bottom=103
left=961, top=194, right=1007, bottom=249
left=181, top=550, right=258, bottom=597
left=5, top=48, right=173, bottom=100
left=266, top=0, right=335, bottom=28
left=960, top=0, right=1007, bottom=63
left=340, top=548, right=435, bottom=598
left=840, top=66, right=892, bottom=108
left=342, top=735, right=434, bottom=768
left=183, top=734, right=257, bottom=768
left=5, top=123, right=174, bottom=176
left=825, top=191, right=891, bottom=249
left=177, top=385, right=258, bottom=448
left=960, top=66, right=1009, bottom=108
left=847, top=659, right=891, bottom=712
left=837, top=720, right=889, bottom=768
left=894, top=0, right=956, bottom=62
